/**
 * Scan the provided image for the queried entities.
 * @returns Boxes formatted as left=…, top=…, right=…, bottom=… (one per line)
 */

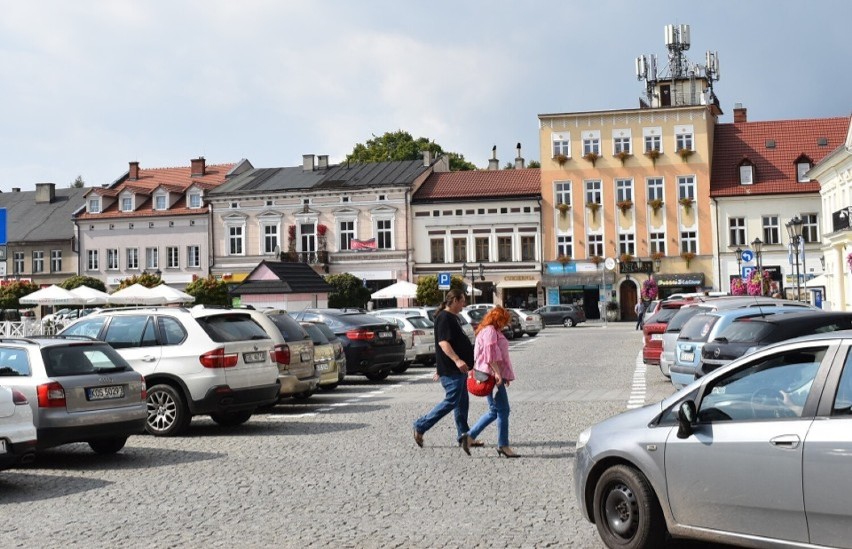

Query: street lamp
left=461, top=262, right=485, bottom=305
left=785, top=216, right=804, bottom=301
left=734, top=247, right=743, bottom=275
left=751, top=238, right=764, bottom=295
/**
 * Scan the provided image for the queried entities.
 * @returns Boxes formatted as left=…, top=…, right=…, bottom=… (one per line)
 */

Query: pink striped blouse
left=473, top=325, right=516, bottom=381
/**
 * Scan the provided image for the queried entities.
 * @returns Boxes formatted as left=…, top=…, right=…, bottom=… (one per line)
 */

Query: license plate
left=681, top=352, right=694, bottom=362
left=316, top=362, right=331, bottom=372
left=378, top=331, right=392, bottom=338
left=87, top=385, right=125, bottom=401
left=0, top=439, right=6, bottom=454
left=243, top=351, right=266, bottom=363
left=300, top=351, right=312, bottom=362
left=651, top=334, right=662, bottom=340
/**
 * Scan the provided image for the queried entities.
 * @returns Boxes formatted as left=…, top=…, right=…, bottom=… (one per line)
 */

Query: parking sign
left=438, top=272, right=451, bottom=290
left=742, top=266, right=755, bottom=279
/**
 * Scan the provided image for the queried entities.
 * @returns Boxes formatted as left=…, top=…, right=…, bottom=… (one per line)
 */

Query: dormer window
left=154, top=194, right=167, bottom=210
left=121, top=196, right=133, bottom=212
left=795, top=155, right=812, bottom=182
left=189, top=192, right=202, bottom=209
left=738, top=159, right=754, bottom=185
left=88, top=197, right=100, bottom=213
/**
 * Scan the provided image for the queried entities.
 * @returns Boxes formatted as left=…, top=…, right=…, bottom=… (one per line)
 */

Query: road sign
left=742, top=266, right=755, bottom=279
left=438, top=272, right=451, bottom=290
left=740, top=249, right=754, bottom=263
left=0, top=208, right=6, bottom=245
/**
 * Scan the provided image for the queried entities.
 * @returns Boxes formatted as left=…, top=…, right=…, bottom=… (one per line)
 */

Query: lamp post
left=734, top=247, right=743, bottom=275
left=786, top=216, right=804, bottom=301
left=461, top=262, right=485, bottom=305
left=751, top=238, right=764, bottom=295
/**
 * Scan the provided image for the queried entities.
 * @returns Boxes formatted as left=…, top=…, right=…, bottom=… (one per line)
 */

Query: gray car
left=575, top=329, right=852, bottom=548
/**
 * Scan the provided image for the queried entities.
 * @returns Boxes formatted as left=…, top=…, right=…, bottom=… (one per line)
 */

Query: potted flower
left=847, top=252, right=852, bottom=273
left=286, top=224, right=297, bottom=261
left=648, top=198, right=664, bottom=214
left=678, top=197, right=694, bottom=213
left=590, top=255, right=604, bottom=265
left=605, top=300, right=620, bottom=321
left=747, top=269, right=770, bottom=296
left=641, top=278, right=658, bottom=301
left=554, top=153, right=569, bottom=166
left=680, top=251, right=695, bottom=268
left=730, top=277, right=747, bottom=296
left=614, top=150, right=632, bottom=166
left=556, top=254, right=571, bottom=268
left=620, top=252, right=634, bottom=263
left=316, top=223, right=329, bottom=263
left=616, top=200, right=633, bottom=215
left=586, top=201, right=601, bottom=219
left=651, top=251, right=665, bottom=261
left=645, top=148, right=661, bottom=166
left=582, top=151, right=600, bottom=167
left=677, top=148, right=694, bottom=162
left=556, top=202, right=571, bottom=216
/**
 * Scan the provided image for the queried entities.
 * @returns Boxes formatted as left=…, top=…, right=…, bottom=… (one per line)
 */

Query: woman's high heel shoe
left=496, top=446, right=519, bottom=458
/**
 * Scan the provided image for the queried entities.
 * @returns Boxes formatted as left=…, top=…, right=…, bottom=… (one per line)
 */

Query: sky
left=1, top=0, right=850, bottom=192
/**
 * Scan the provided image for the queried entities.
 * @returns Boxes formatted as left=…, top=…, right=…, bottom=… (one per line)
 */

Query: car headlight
left=576, top=427, right=592, bottom=450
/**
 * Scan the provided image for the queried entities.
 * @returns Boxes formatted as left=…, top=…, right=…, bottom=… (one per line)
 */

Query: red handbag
left=467, top=369, right=495, bottom=397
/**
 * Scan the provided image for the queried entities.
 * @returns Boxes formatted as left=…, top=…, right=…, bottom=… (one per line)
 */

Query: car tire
left=392, top=361, right=410, bottom=374
left=319, top=383, right=338, bottom=391
left=88, top=437, right=128, bottom=455
left=527, top=332, right=538, bottom=337
left=562, top=317, right=575, bottom=327
left=365, top=370, right=390, bottom=381
left=209, top=410, right=253, bottom=426
left=146, top=383, right=191, bottom=437
left=293, top=391, right=314, bottom=401
left=593, top=464, right=666, bottom=549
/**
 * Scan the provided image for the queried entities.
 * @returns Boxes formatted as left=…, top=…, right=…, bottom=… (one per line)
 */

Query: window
left=121, top=197, right=132, bottom=211
left=677, top=176, right=695, bottom=201
left=228, top=225, right=244, bottom=255
left=729, top=217, right=746, bottom=246
left=50, top=250, right=62, bottom=273
left=146, top=247, right=158, bottom=269
left=587, top=234, right=603, bottom=258
left=300, top=223, right=317, bottom=253
left=555, top=181, right=571, bottom=206
left=521, top=236, right=535, bottom=261
left=619, top=233, right=636, bottom=256
left=376, top=219, right=393, bottom=249
left=475, top=237, right=490, bottom=262
left=341, top=196, right=350, bottom=203
left=552, top=133, right=570, bottom=157
left=104, top=316, right=158, bottom=350
left=166, top=246, right=179, bottom=268
left=154, top=194, right=167, bottom=210
left=647, top=178, right=664, bottom=201
left=127, top=248, right=139, bottom=270
left=797, top=161, right=812, bottom=182
left=262, top=224, right=279, bottom=254
left=106, top=248, right=119, bottom=270
left=739, top=161, right=754, bottom=185
left=650, top=233, right=666, bottom=255
left=582, top=131, right=601, bottom=156
left=339, top=220, right=355, bottom=250
left=643, top=126, right=663, bottom=153
left=613, top=134, right=631, bottom=154
left=430, top=239, right=445, bottom=263
left=187, top=246, right=200, bottom=268
left=32, top=251, right=44, bottom=273
left=802, top=214, right=818, bottom=243
left=452, top=238, right=467, bottom=263
left=88, top=198, right=100, bottom=213
left=497, top=237, right=512, bottom=262
left=557, top=235, right=573, bottom=258
left=616, top=179, right=633, bottom=202
left=87, top=249, right=99, bottom=271
left=675, top=125, right=694, bottom=151
left=13, top=252, right=24, bottom=274
left=585, top=180, right=602, bottom=204
left=189, top=193, right=202, bottom=208
left=762, top=216, right=780, bottom=245
left=680, top=231, right=697, bottom=253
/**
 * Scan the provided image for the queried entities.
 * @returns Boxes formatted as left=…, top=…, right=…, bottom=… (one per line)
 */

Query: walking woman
left=461, top=306, right=518, bottom=458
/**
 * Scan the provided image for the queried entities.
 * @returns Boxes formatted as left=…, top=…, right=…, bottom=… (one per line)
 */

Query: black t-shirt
left=434, top=309, right=474, bottom=377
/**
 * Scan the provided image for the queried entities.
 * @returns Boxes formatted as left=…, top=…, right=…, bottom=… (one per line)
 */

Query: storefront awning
left=496, top=279, right=539, bottom=289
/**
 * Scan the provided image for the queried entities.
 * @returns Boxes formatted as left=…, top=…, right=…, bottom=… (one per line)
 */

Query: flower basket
left=554, top=153, right=569, bottom=166
left=680, top=251, right=695, bottom=268
left=650, top=251, right=665, bottom=261
left=677, top=148, right=694, bottom=162
left=556, top=202, right=571, bottom=216
left=590, top=255, right=604, bottom=265
left=586, top=201, right=601, bottom=218
left=648, top=198, right=664, bottom=213
left=614, top=151, right=632, bottom=166
left=582, top=152, right=600, bottom=167
left=678, top=197, right=694, bottom=213
left=616, top=200, right=633, bottom=215
left=847, top=253, right=852, bottom=273
left=746, top=269, right=770, bottom=296
left=287, top=224, right=297, bottom=254
left=620, top=253, right=633, bottom=263
left=645, top=149, right=661, bottom=166
left=641, top=278, right=659, bottom=301
left=556, top=254, right=571, bottom=267
left=730, top=277, right=747, bottom=296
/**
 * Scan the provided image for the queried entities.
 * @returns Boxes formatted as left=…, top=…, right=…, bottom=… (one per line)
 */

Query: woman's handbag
left=467, top=369, right=495, bottom=397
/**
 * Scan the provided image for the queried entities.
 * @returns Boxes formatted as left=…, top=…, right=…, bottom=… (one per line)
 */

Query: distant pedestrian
left=413, top=289, right=479, bottom=451
left=460, top=306, right=518, bottom=458
left=635, top=301, right=647, bottom=330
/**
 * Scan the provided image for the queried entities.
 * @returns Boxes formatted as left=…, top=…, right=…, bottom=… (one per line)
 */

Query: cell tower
left=635, top=24, right=721, bottom=112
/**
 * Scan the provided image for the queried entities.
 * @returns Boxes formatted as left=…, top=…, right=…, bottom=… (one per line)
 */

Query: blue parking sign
left=438, top=272, right=451, bottom=290
left=742, top=266, right=755, bottom=279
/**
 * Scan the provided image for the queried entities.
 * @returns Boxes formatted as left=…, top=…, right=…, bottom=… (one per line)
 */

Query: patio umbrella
left=19, top=285, right=86, bottom=306
left=109, top=283, right=161, bottom=305
left=147, top=284, right=195, bottom=304
left=69, top=285, right=112, bottom=306
left=371, top=280, right=419, bottom=300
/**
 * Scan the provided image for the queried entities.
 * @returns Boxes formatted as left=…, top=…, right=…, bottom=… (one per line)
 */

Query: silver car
left=575, top=330, right=852, bottom=548
left=508, top=308, right=544, bottom=337
left=373, top=314, right=436, bottom=372
left=0, top=385, right=37, bottom=469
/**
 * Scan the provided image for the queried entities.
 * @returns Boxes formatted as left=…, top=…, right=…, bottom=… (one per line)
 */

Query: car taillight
left=346, top=329, right=375, bottom=341
left=37, top=382, right=66, bottom=408
left=199, top=348, right=238, bottom=368
left=11, top=389, right=28, bottom=405
left=272, top=344, right=291, bottom=365
left=411, top=329, right=426, bottom=337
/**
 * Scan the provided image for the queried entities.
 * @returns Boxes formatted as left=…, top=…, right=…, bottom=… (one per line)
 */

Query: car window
left=158, top=316, right=187, bottom=345
left=717, top=319, right=773, bottom=343
left=468, top=309, right=487, bottom=321
left=0, top=347, right=31, bottom=376
left=197, top=314, right=270, bottom=343
left=268, top=313, right=310, bottom=341
left=698, top=346, right=826, bottom=422
left=311, top=322, right=337, bottom=341
left=300, top=322, right=329, bottom=345
left=61, top=316, right=108, bottom=339
left=832, top=349, right=852, bottom=416
left=408, top=317, right=433, bottom=329
left=647, top=308, right=678, bottom=324
left=678, top=315, right=719, bottom=341
left=43, top=344, right=132, bottom=376
left=104, top=316, right=157, bottom=349
left=667, top=306, right=710, bottom=332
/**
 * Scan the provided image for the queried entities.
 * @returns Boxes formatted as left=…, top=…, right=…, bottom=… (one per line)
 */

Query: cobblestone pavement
left=0, top=322, right=724, bottom=548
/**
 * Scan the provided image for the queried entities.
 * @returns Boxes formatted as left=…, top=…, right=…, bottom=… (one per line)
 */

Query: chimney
left=514, top=142, right=525, bottom=169
left=733, top=103, right=747, bottom=123
left=317, top=155, right=329, bottom=169
left=422, top=150, right=432, bottom=167
left=128, top=161, right=140, bottom=180
left=303, top=154, right=315, bottom=171
left=488, top=145, right=499, bottom=170
left=35, top=183, right=56, bottom=204
left=190, top=157, right=206, bottom=176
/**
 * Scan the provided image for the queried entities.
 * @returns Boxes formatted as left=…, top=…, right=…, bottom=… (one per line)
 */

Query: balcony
left=282, top=251, right=329, bottom=265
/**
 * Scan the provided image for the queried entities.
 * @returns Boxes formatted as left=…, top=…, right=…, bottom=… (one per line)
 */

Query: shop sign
left=655, top=273, right=705, bottom=287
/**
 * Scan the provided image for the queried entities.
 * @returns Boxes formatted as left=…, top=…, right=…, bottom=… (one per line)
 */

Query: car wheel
left=88, top=437, right=128, bottom=454
left=659, top=362, right=671, bottom=378
left=527, top=332, right=538, bottom=337
left=392, top=361, right=410, bottom=374
left=562, top=317, right=575, bottom=327
left=292, top=391, right=314, bottom=401
left=319, top=383, right=338, bottom=391
left=592, top=464, right=666, bottom=549
left=146, top=383, right=191, bottom=437
left=209, top=410, right=253, bottom=426
left=365, top=370, right=390, bottom=381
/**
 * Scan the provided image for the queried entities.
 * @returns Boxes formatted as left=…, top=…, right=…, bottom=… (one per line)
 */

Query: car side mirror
left=676, top=400, right=697, bottom=439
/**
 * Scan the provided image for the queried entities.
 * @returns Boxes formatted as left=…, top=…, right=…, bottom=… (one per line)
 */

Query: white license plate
left=87, top=385, right=125, bottom=401
left=316, top=362, right=331, bottom=372
left=651, top=334, right=662, bottom=340
left=300, top=351, right=312, bottom=362
left=378, top=331, right=392, bottom=338
left=0, top=439, right=6, bottom=454
left=243, top=351, right=266, bottom=363
left=681, top=352, right=694, bottom=362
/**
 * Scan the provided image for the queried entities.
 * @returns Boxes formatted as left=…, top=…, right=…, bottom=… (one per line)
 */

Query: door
left=102, top=315, right=161, bottom=376
left=620, top=281, right=637, bottom=320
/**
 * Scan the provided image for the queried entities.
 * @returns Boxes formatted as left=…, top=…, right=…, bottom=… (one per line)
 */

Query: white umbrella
left=69, top=285, right=112, bottom=305
left=109, top=283, right=161, bottom=305
left=464, top=284, right=483, bottom=297
left=371, top=280, right=419, bottom=300
left=148, top=284, right=195, bottom=304
left=20, top=285, right=86, bottom=306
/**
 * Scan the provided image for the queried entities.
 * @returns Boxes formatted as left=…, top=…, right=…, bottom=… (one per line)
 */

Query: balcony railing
left=282, top=251, right=328, bottom=265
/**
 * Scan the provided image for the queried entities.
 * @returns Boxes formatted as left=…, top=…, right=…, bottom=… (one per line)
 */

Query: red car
left=641, top=299, right=693, bottom=366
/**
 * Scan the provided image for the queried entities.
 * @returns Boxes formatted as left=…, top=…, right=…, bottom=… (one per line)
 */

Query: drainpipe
left=208, top=203, right=214, bottom=276
left=712, top=197, right=722, bottom=291
left=537, top=196, right=543, bottom=307
left=404, top=189, right=411, bottom=281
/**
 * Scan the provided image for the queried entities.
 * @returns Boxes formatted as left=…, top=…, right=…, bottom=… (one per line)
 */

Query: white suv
left=59, top=306, right=281, bottom=436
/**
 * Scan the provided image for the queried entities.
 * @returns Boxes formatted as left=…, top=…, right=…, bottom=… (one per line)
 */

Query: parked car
left=299, top=322, right=341, bottom=391
left=576, top=330, right=852, bottom=548
left=370, top=313, right=436, bottom=372
left=290, top=309, right=406, bottom=381
left=58, top=306, right=281, bottom=436
left=0, top=338, right=146, bottom=454
left=642, top=299, right=695, bottom=370
left=461, top=308, right=518, bottom=339
left=246, top=309, right=317, bottom=401
left=533, top=304, right=586, bottom=327
left=699, top=311, right=852, bottom=379
left=508, top=308, right=544, bottom=337
left=0, top=385, right=37, bottom=470
left=463, top=304, right=495, bottom=312
left=640, top=299, right=661, bottom=325
left=375, top=307, right=475, bottom=344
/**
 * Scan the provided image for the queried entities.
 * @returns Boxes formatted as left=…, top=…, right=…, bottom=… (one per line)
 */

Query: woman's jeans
left=413, top=374, right=469, bottom=442
left=469, top=384, right=510, bottom=447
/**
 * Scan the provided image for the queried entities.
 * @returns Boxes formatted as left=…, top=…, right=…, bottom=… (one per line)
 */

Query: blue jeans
left=413, top=374, right=469, bottom=442
left=468, top=384, right=510, bottom=447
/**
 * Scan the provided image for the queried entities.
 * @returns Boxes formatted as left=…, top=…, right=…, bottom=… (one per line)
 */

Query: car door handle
left=769, top=435, right=800, bottom=449
left=141, top=355, right=157, bottom=362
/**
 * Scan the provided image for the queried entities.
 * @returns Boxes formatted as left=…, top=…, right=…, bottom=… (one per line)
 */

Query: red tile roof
left=711, top=116, right=849, bottom=197
left=414, top=168, right=541, bottom=201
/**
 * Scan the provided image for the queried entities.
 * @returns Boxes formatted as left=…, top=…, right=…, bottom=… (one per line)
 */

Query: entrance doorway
left=620, top=280, right=638, bottom=320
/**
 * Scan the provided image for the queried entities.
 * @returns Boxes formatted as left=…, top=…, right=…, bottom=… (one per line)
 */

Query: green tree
left=184, top=275, right=230, bottom=306
left=2, top=280, right=41, bottom=309
left=116, top=272, right=162, bottom=289
left=325, top=273, right=371, bottom=308
left=527, top=160, right=541, bottom=168
left=415, top=275, right=467, bottom=306
left=503, top=162, right=515, bottom=169
left=59, top=275, right=106, bottom=292
left=346, top=130, right=476, bottom=171
left=70, top=175, right=85, bottom=188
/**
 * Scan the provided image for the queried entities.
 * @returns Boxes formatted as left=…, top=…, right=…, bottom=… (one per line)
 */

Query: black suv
left=699, top=311, right=852, bottom=378
left=290, top=309, right=405, bottom=381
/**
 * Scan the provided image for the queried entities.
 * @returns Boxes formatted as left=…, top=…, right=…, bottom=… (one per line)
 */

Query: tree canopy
left=325, top=273, right=371, bottom=308
left=415, top=274, right=467, bottom=306
left=184, top=275, right=230, bottom=306
left=116, top=272, right=163, bottom=290
left=1, top=280, right=40, bottom=309
left=59, top=275, right=106, bottom=292
left=346, top=130, right=476, bottom=171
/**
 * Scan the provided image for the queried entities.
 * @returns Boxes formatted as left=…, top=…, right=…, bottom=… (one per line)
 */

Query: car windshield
left=716, top=319, right=774, bottom=343
left=300, top=322, right=329, bottom=345
left=666, top=306, right=710, bottom=332
left=311, top=322, right=337, bottom=341
left=467, top=309, right=487, bottom=321
left=678, top=314, right=720, bottom=341
left=407, top=316, right=433, bottom=329
left=42, top=344, right=133, bottom=376
left=197, top=314, right=270, bottom=342
left=647, top=308, right=678, bottom=324
left=268, top=313, right=310, bottom=341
